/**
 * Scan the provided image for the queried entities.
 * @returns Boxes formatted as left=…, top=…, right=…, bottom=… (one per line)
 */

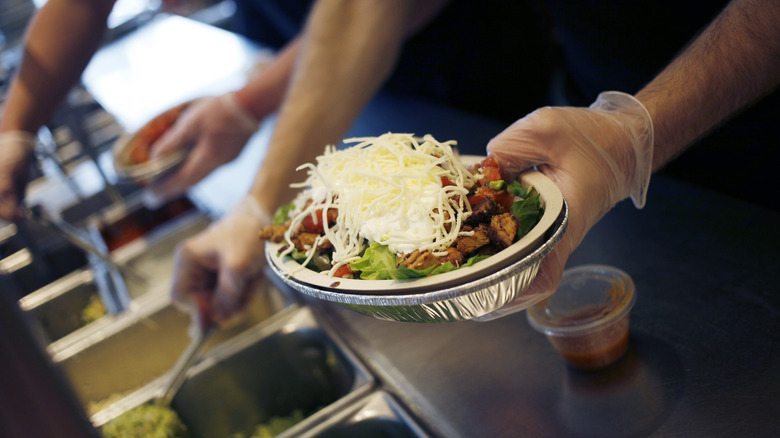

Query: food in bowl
left=260, top=133, right=543, bottom=281
left=112, top=101, right=190, bottom=184
left=127, top=103, right=188, bottom=165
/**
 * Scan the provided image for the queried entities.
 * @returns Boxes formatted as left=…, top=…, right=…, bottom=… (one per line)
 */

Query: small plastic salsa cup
left=527, top=264, right=637, bottom=370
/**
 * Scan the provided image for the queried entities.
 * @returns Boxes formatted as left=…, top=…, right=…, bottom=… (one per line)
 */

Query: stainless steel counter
left=305, top=174, right=780, bottom=438
left=4, top=13, right=776, bottom=438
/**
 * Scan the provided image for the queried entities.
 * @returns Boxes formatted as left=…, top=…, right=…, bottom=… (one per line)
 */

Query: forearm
left=0, top=0, right=115, bottom=134
left=635, top=0, right=780, bottom=171
left=232, top=38, right=301, bottom=122
left=249, top=0, right=447, bottom=212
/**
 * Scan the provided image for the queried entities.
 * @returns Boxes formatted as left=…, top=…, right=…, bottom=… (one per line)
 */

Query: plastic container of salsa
left=527, top=265, right=637, bottom=370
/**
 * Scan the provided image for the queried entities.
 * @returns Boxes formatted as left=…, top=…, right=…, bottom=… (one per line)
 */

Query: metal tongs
left=21, top=205, right=149, bottom=285
left=158, top=323, right=215, bottom=406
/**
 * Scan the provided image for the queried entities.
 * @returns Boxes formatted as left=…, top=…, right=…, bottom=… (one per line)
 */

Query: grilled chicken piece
left=438, top=247, right=464, bottom=267
left=456, top=224, right=491, bottom=254
left=465, top=197, right=499, bottom=226
left=399, top=250, right=442, bottom=270
left=258, top=224, right=287, bottom=243
left=488, top=213, right=519, bottom=249
left=292, top=232, right=320, bottom=252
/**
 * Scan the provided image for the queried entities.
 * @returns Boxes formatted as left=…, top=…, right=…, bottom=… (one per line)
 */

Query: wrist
left=223, top=92, right=261, bottom=133
left=0, top=130, right=38, bottom=151
left=591, top=91, right=654, bottom=209
left=234, top=195, right=272, bottom=226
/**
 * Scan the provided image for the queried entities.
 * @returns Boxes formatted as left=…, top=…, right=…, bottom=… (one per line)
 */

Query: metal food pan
left=165, top=307, right=373, bottom=438
left=107, top=211, right=211, bottom=301
left=91, top=195, right=202, bottom=254
left=17, top=209, right=210, bottom=344
left=0, top=223, right=90, bottom=297
left=18, top=268, right=114, bottom=344
left=49, top=280, right=294, bottom=416
left=300, top=391, right=431, bottom=438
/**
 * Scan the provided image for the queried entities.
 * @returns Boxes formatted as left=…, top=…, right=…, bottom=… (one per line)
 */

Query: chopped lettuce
left=508, top=181, right=543, bottom=239
left=273, top=202, right=296, bottom=225
left=348, top=242, right=489, bottom=280
left=511, top=192, right=542, bottom=239
left=101, top=403, right=187, bottom=438
left=462, top=254, right=491, bottom=267
left=507, top=180, right=531, bottom=198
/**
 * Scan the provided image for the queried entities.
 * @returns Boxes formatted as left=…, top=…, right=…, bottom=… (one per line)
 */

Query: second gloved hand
left=144, top=92, right=260, bottom=205
left=484, top=91, right=654, bottom=317
left=169, top=195, right=272, bottom=329
left=0, top=131, right=37, bottom=221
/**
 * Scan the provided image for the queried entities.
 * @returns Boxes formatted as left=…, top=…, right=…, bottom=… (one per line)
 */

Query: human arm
left=170, top=0, right=449, bottom=325
left=144, top=38, right=302, bottom=203
left=0, top=0, right=115, bottom=220
left=486, top=0, right=780, bottom=313
left=636, top=0, right=780, bottom=170
left=248, top=0, right=448, bottom=211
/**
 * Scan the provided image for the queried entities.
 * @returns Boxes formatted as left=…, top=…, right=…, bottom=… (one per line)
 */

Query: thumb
left=150, top=113, right=195, bottom=159
left=486, top=110, right=552, bottom=180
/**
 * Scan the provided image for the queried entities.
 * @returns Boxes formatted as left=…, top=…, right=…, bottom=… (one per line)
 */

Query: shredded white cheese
left=282, top=133, right=476, bottom=275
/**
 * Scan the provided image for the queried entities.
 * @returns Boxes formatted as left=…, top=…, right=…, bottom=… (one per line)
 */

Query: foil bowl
left=266, top=166, right=568, bottom=323
left=112, top=100, right=192, bottom=186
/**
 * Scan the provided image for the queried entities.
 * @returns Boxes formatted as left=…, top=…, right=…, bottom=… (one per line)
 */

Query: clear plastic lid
left=527, top=264, right=636, bottom=336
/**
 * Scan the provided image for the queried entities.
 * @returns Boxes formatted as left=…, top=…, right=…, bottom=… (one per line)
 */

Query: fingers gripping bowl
left=265, top=135, right=567, bottom=322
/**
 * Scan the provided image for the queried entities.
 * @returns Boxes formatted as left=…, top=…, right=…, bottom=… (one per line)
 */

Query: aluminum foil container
left=111, top=100, right=191, bottom=186
left=267, top=199, right=568, bottom=323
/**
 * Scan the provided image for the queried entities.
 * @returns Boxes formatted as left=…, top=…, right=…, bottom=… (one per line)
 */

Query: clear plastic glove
left=144, top=92, right=260, bottom=207
left=0, top=131, right=37, bottom=220
left=483, top=91, right=654, bottom=318
left=170, top=195, right=272, bottom=330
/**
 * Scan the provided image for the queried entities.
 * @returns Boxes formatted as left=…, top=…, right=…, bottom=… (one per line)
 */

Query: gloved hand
left=483, top=91, right=654, bottom=317
left=169, top=195, right=272, bottom=330
left=0, top=131, right=37, bottom=221
left=144, top=92, right=260, bottom=207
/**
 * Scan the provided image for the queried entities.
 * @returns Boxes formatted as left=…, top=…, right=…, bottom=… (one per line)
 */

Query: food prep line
left=3, top=12, right=777, bottom=437
left=47, top=92, right=777, bottom=437
left=7, top=179, right=435, bottom=436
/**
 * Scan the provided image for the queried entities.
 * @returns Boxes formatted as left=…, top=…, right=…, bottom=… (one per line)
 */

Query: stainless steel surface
left=108, top=209, right=211, bottom=300
left=307, top=173, right=780, bottom=438
left=22, top=206, right=149, bottom=285
left=82, top=13, right=266, bottom=132
left=49, top=281, right=292, bottom=414
left=268, top=201, right=567, bottom=323
left=1, top=218, right=90, bottom=295
left=300, top=391, right=430, bottom=438
left=170, top=307, right=373, bottom=438
left=18, top=268, right=108, bottom=343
